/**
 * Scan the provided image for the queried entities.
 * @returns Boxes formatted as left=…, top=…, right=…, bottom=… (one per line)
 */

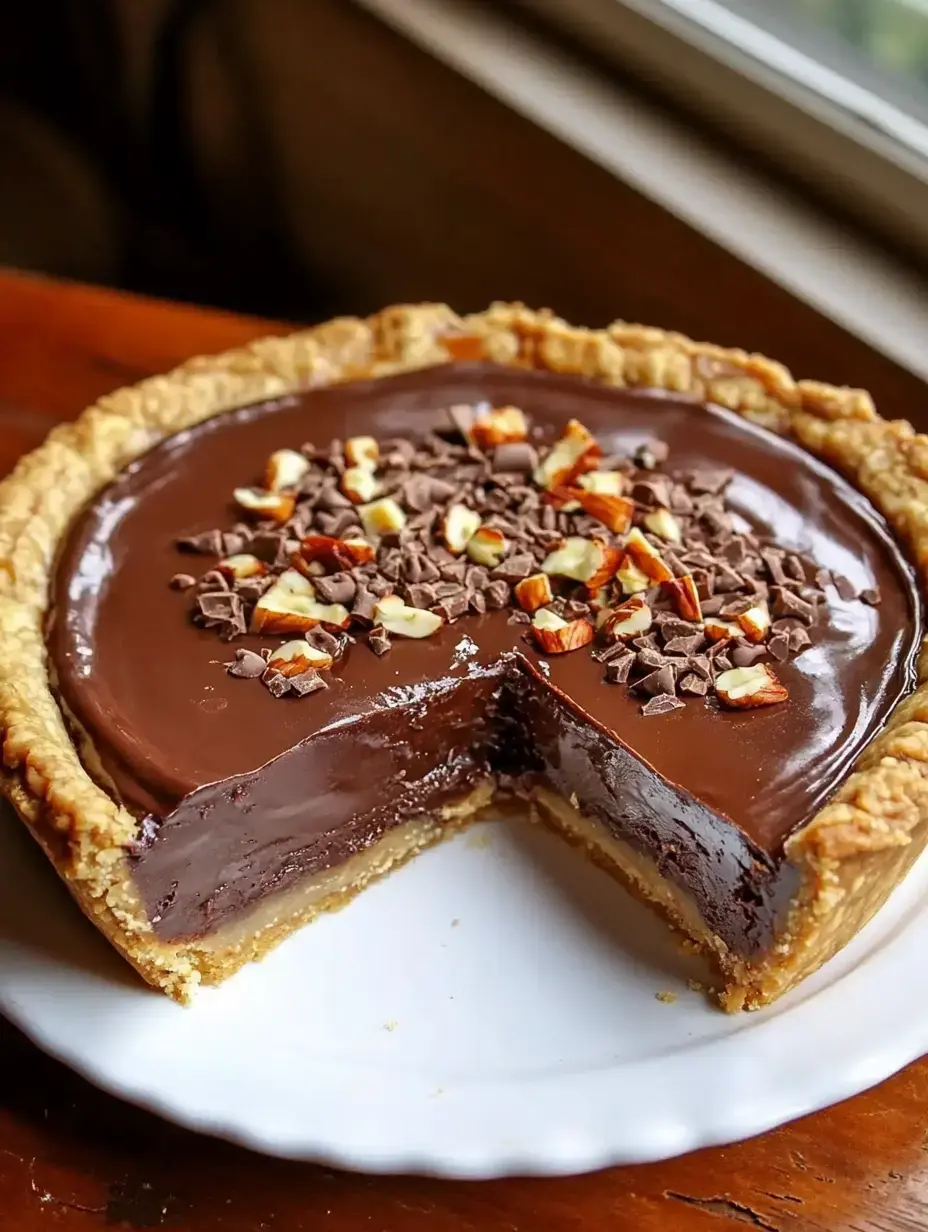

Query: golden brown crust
left=1, top=300, right=926, bottom=1006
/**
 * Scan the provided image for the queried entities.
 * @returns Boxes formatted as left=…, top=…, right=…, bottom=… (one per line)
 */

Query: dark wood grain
left=2, top=269, right=928, bottom=1231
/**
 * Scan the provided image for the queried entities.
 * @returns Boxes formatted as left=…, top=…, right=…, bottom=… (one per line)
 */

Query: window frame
left=513, top=0, right=928, bottom=267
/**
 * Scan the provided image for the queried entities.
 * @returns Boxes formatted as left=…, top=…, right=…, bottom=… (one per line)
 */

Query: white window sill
left=354, top=0, right=928, bottom=383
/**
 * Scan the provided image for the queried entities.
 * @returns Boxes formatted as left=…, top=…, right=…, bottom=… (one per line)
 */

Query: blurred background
left=0, top=0, right=926, bottom=368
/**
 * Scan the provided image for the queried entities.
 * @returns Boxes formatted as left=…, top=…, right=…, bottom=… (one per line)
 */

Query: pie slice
left=1, top=303, right=925, bottom=1010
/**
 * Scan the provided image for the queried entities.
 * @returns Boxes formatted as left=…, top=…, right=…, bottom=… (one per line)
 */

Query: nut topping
left=344, top=435, right=379, bottom=468
left=176, top=403, right=868, bottom=712
left=341, top=465, right=380, bottom=504
left=470, top=405, right=529, bottom=450
left=374, top=595, right=444, bottom=638
left=623, top=528, right=674, bottom=583
left=266, top=639, right=335, bottom=676
left=265, top=449, right=310, bottom=492
left=514, top=573, right=554, bottom=613
left=541, top=537, right=621, bottom=590
left=715, top=664, right=789, bottom=709
left=359, top=497, right=407, bottom=538
left=216, top=553, right=267, bottom=582
left=603, top=597, right=653, bottom=641
left=575, top=491, right=635, bottom=534
left=530, top=608, right=595, bottom=654
left=233, top=487, right=296, bottom=524
left=533, top=419, right=602, bottom=490
left=661, top=574, right=702, bottom=622
left=737, top=602, right=771, bottom=644
left=442, top=504, right=482, bottom=554
left=466, top=525, right=507, bottom=567
left=643, top=507, right=683, bottom=544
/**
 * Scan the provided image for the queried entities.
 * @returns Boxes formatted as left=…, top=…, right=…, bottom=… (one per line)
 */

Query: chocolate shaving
left=368, top=626, right=392, bottom=656
left=641, top=694, right=685, bottom=717
left=170, top=573, right=197, bottom=591
left=832, top=573, right=858, bottom=602
left=227, top=649, right=267, bottom=679
left=605, top=654, right=634, bottom=684
left=290, top=669, right=328, bottom=696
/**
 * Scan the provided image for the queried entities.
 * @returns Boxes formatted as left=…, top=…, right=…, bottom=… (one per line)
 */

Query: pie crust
left=2, top=302, right=927, bottom=1008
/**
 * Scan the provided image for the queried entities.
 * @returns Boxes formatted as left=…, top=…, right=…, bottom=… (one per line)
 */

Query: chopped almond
left=359, top=497, right=407, bottom=538
left=603, top=597, right=653, bottom=641
left=576, top=491, right=635, bottom=534
left=533, top=419, right=602, bottom=490
left=541, top=536, right=620, bottom=589
left=578, top=470, right=624, bottom=496
left=466, top=526, right=507, bottom=567
left=623, top=528, right=674, bottom=583
left=344, top=435, right=379, bottom=468
left=737, top=602, right=771, bottom=644
left=542, top=485, right=581, bottom=512
left=514, top=573, right=554, bottom=613
left=531, top=608, right=594, bottom=654
left=266, top=639, right=334, bottom=677
left=233, top=488, right=296, bottom=524
left=704, top=617, right=741, bottom=642
left=374, top=596, right=443, bottom=639
left=298, top=534, right=375, bottom=572
left=265, top=449, right=310, bottom=492
left=616, top=555, right=651, bottom=595
left=643, top=507, right=683, bottom=544
left=715, top=664, right=788, bottom=709
left=471, top=406, right=529, bottom=449
left=442, top=504, right=482, bottom=554
left=662, top=574, right=702, bottom=622
left=250, top=570, right=317, bottom=634
left=341, top=465, right=380, bottom=504
left=216, top=553, right=267, bottom=582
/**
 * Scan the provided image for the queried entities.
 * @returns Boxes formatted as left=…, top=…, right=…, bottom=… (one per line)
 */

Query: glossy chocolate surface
left=48, top=365, right=920, bottom=951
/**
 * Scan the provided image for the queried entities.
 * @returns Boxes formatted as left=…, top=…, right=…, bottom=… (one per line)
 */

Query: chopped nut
left=575, top=491, right=635, bottom=534
left=471, top=405, right=529, bottom=449
left=531, top=608, right=594, bottom=654
left=264, top=449, right=310, bottom=492
left=603, top=596, right=653, bottom=641
left=643, top=507, right=683, bottom=544
left=533, top=419, right=602, bottom=490
left=466, top=525, right=507, bottom=567
left=374, top=595, right=444, bottom=639
left=541, top=536, right=621, bottom=589
left=578, top=470, right=624, bottom=496
left=266, top=639, right=335, bottom=676
left=704, top=617, right=741, bottom=642
left=216, top=553, right=267, bottom=582
left=737, top=602, right=771, bottom=644
left=359, top=497, right=407, bottom=538
left=616, top=556, right=651, bottom=595
left=251, top=569, right=350, bottom=634
left=233, top=487, right=296, bottom=524
left=715, top=664, right=788, bottom=708
left=341, top=465, right=380, bottom=504
left=623, top=528, right=673, bottom=583
left=344, top=435, right=379, bottom=468
left=442, top=504, right=482, bottom=554
left=297, top=534, right=375, bottom=572
left=662, top=574, right=702, bottom=622
left=513, top=572, right=554, bottom=613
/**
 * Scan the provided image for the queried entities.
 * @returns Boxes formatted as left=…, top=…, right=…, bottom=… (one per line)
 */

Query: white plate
left=1, top=801, right=927, bottom=1178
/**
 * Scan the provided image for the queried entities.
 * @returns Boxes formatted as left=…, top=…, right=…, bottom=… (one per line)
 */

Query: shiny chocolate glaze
left=48, top=366, right=920, bottom=955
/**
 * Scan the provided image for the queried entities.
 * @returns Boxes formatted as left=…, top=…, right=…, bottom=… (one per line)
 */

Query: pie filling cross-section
left=2, top=304, right=926, bottom=1009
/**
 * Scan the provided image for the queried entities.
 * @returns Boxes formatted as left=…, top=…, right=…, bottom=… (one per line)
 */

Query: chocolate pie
left=1, top=303, right=926, bottom=1009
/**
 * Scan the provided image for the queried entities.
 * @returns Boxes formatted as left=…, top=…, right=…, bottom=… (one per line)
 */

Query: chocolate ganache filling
left=48, top=365, right=921, bottom=955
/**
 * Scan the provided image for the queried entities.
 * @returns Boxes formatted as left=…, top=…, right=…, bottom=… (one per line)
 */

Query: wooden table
left=2, top=268, right=927, bottom=1232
